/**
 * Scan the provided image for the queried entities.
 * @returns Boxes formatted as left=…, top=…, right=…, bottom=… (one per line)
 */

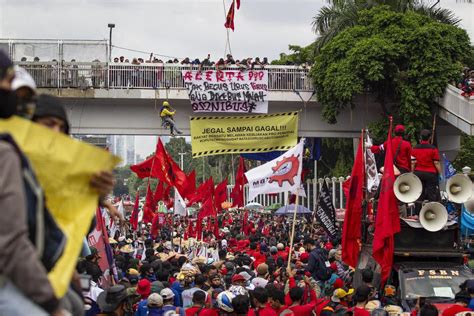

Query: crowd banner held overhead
left=316, top=182, right=338, bottom=238
left=182, top=70, right=269, bottom=114
left=245, top=139, right=304, bottom=202
left=190, top=111, right=298, bottom=158
left=0, top=116, right=120, bottom=297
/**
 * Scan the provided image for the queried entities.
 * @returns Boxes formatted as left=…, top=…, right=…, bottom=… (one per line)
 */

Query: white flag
left=365, top=132, right=380, bottom=194
left=245, top=139, right=305, bottom=202
left=117, top=200, right=125, bottom=219
left=174, top=190, right=187, bottom=216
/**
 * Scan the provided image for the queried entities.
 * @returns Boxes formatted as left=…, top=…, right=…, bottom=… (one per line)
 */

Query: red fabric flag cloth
left=151, top=214, right=160, bottom=239
left=231, top=157, right=247, bottom=207
left=224, top=2, right=235, bottom=31
left=181, top=170, right=196, bottom=200
left=187, top=177, right=214, bottom=206
left=236, top=0, right=241, bottom=9
left=200, top=196, right=216, bottom=218
left=130, top=156, right=156, bottom=179
left=341, top=133, right=365, bottom=268
left=142, top=185, right=155, bottom=223
left=214, top=179, right=228, bottom=213
left=153, top=181, right=164, bottom=204
left=130, top=193, right=140, bottom=231
left=242, top=210, right=249, bottom=235
left=373, top=119, right=401, bottom=284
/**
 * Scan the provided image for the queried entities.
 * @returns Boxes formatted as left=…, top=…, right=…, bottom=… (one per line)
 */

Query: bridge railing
left=226, top=176, right=348, bottom=211
left=15, top=61, right=313, bottom=91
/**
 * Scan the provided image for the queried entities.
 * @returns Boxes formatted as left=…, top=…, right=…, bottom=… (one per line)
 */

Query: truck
left=356, top=220, right=473, bottom=312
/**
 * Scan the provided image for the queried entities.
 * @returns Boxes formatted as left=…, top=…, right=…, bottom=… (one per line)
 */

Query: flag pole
left=287, top=191, right=300, bottom=269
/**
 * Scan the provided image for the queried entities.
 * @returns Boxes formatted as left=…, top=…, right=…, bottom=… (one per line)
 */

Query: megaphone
left=393, top=173, right=423, bottom=203
left=464, top=198, right=474, bottom=214
left=419, top=202, right=448, bottom=232
left=446, top=174, right=473, bottom=204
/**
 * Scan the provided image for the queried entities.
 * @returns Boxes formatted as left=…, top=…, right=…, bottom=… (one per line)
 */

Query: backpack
left=1, top=134, right=66, bottom=272
left=310, top=248, right=332, bottom=281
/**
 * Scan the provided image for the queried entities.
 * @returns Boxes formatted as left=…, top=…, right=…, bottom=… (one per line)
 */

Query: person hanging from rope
left=160, top=100, right=183, bottom=136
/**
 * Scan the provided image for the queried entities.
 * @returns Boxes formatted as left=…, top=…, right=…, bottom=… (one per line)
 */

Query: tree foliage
left=453, top=134, right=474, bottom=172
left=312, top=0, right=461, bottom=52
left=271, top=44, right=315, bottom=66
left=312, top=6, right=471, bottom=140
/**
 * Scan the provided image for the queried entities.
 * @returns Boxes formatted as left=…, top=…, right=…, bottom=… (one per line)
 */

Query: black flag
left=316, top=182, right=338, bottom=238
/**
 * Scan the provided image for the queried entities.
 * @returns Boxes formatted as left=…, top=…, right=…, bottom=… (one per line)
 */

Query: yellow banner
left=0, top=116, right=120, bottom=297
left=190, top=111, right=299, bottom=157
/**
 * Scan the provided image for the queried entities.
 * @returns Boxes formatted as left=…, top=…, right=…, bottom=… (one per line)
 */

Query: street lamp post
left=178, top=152, right=186, bottom=170
left=107, top=23, right=115, bottom=62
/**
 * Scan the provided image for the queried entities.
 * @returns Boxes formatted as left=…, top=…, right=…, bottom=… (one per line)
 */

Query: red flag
left=170, top=160, right=188, bottom=197
left=130, top=193, right=140, bottom=231
left=187, top=177, right=214, bottom=206
left=341, top=133, right=365, bottom=268
left=200, top=196, right=216, bottom=218
left=224, top=2, right=235, bottom=31
left=236, top=0, right=240, bottom=9
left=181, top=170, right=196, bottom=199
left=130, top=156, right=156, bottom=179
left=151, top=214, right=160, bottom=239
left=142, top=185, right=155, bottom=223
left=230, top=157, right=247, bottom=208
left=214, top=179, right=228, bottom=212
left=242, top=210, right=249, bottom=235
left=373, top=118, right=401, bottom=284
left=153, top=181, right=164, bottom=203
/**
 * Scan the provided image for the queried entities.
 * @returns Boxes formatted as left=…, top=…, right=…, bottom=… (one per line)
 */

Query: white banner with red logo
left=245, top=139, right=304, bottom=201
left=182, top=70, right=268, bottom=113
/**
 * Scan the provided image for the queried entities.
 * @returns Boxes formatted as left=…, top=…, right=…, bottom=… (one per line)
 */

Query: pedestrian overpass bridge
left=17, top=61, right=473, bottom=156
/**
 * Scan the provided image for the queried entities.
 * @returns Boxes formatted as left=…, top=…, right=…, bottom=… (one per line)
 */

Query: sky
left=1, top=0, right=472, bottom=157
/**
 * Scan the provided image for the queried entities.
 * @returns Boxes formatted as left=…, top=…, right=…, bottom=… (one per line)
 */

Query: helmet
left=217, top=291, right=235, bottom=313
left=162, top=101, right=170, bottom=107
left=228, top=285, right=248, bottom=297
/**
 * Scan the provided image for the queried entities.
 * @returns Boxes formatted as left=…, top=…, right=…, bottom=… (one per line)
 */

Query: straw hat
left=109, top=237, right=118, bottom=244
left=120, top=244, right=135, bottom=254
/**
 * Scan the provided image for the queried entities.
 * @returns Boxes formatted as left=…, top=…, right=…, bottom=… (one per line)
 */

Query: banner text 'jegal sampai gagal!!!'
left=182, top=70, right=268, bottom=113
left=190, top=111, right=298, bottom=158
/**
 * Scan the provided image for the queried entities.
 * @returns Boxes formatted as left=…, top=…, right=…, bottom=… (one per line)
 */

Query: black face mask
left=0, top=89, right=17, bottom=119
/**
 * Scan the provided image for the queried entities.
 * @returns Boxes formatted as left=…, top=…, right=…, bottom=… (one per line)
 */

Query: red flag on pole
left=373, top=118, right=401, bottom=284
left=224, top=2, right=235, bottom=31
left=214, top=179, right=228, bottom=212
left=341, top=133, right=365, bottom=268
left=153, top=181, right=164, bottom=204
left=130, top=193, right=140, bottom=231
left=181, top=170, right=196, bottom=200
left=230, top=157, right=247, bottom=208
left=142, top=185, right=155, bottom=223
left=130, top=156, right=156, bottom=179
left=187, top=177, right=214, bottom=206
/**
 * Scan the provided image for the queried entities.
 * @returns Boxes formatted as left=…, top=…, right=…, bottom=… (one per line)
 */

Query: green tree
left=312, top=6, right=470, bottom=140
left=113, top=166, right=132, bottom=196
left=453, top=134, right=474, bottom=171
left=313, top=0, right=461, bottom=52
left=271, top=44, right=315, bottom=65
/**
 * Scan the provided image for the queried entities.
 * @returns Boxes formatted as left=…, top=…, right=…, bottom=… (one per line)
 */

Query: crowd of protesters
left=16, top=54, right=311, bottom=90
left=3, top=50, right=474, bottom=315
left=456, top=67, right=474, bottom=98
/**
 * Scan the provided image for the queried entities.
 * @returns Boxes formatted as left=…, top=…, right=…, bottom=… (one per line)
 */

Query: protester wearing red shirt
left=441, top=291, right=471, bottom=316
left=267, top=287, right=293, bottom=315
left=247, top=287, right=277, bottom=316
left=371, top=124, right=412, bottom=173
left=185, top=291, right=218, bottom=316
left=411, top=129, right=442, bottom=205
left=351, top=285, right=371, bottom=316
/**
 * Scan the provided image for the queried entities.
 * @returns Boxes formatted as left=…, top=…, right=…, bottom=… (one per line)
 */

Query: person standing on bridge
left=160, top=100, right=183, bottom=136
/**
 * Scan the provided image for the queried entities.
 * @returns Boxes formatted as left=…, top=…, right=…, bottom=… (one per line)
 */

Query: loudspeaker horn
left=446, top=174, right=473, bottom=204
left=393, top=173, right=423, bottom=203
left=419, top=202, right=448, bottom=232
left=464, top=198, right=474, bottom=214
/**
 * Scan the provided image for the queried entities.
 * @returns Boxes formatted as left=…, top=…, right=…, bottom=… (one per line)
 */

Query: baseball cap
left=11, top=66, right=36, bottom=92
left=231, top=274, right=246, bottom=283
left=147, top=293, right=163, bottom=307
left=394, top=125, right=405, bottom=133
left=160, top=288, right=175, bottom=300
left=136, top=279, right=151, bottom=297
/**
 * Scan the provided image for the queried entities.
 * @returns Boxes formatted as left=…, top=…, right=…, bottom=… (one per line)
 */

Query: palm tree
left=313, top=0, right=461, bottom=52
